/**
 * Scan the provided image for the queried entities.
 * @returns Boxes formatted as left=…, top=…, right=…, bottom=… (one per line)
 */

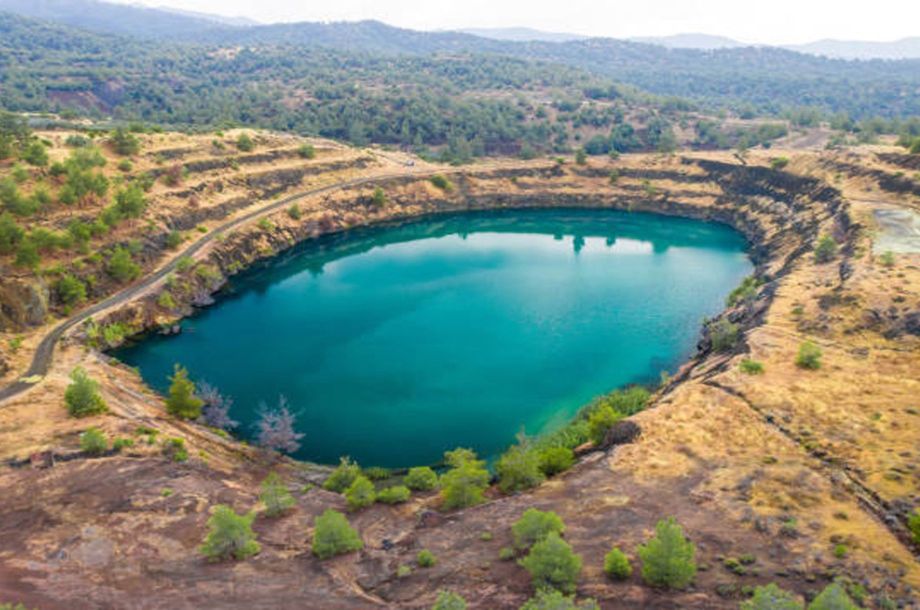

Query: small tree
left=344, top=475, right=376, bottom=511
left=742, top=583, right=803, bottom=610
left=312, top=509, right=363, bottom=559
left=430, top=174, right=452, bottom=191
left=323, top=456, right=362, bottom=492
left=80, top=427, right=108, bottom=455
left=371, top=186, right=387, bottom=206
left=106, top=246, right=140, bottom=282
left=604, top=547, right=632, bottom=580
left=587, top=405, right=622, bottom=444
left=709, top=318, right=740, bottom=352
left=297, top=143, right=316, bottom=159
left=814, top=235, right=838, bottom=264
left=575, top=149, right=587, bottom=165
left=197, top=381, right=238, bottom=431
left=417, top=549, right=436, bottom=568
left=260, top=472, right=295, bottom=517
left=377, top=485, right=411, bottom=504
left=538, top=446, right=575, bottom=476
left=55, top=274, right=86, bottom=307
left=519, top=532, right=583, bottom=594
left=199, top=505, right=260, bottom=561
left=65, top=367, right=108, bottom=417
left=807, top=582, right=858, bottom=610
left=431, top=591, right=467, bottom=610
left=512, top=508, right=565, bottom=550
left=440, top=448, right=490, bottom=510
left=405, top=466, right=439, bottom=491
left=255, top=396, right=304, bottom=454
left=165, top=364, right=204, bottom=419
left=637, top=517, right=697, bottom=589
left=519, top=590, right=599, bottom=610
left=496, top=444, right=544, bottom=493
left=795, top=341, right=823, bottom=370
left=110, top=128, right=140, bottom=156
left=908, top=508, right=920, bottom=544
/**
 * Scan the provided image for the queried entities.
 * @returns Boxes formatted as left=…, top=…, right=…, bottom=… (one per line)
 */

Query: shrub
left=65, top=367, right=108, bottom=417
left=256, top=397, right=304, bottom=454
left=21, top=140, right=48, bottom=166
left=741, top=583, right=803, bottom=610
left=345, top=475, right=376, bottom=511
left=312, top=509, right=363, bottom=559
left=80, top=427, right=108, bottom=455
left=107, top=246, right=140, bottom=282
left=323, top=457, right=361, bottom=492
left=166, top=364, right=204, bottom=419
left=397, top=564, right=412, bottom=578
left=0, top=213, right=24, bottom=255
left=879, top=250, right=895, bottom=267
left=287, top=204, right=302, bottom=220
left=538, top=446, right=575, bottom=476
left=519, top=590, right=599, bottom=610
left=807, top=582, right=858, bottom=610
left=496, top=444, right=545, bottom=493
left=236, top=133, right=255, bottom=152
left=114, top=185, right=146, bottom=218
left=364, top=466, right=391, bottom=481
left=260, top=472, right=295, bottom=517
left=709, top=318, right=740, bottom=352
left=431, top=591, right=467, bottom=610
left=519, top=532, right=583, bottom=594
left=637, top=517, right=697, bottom=589
left=770, top=157, right=790, bottom=170
left=814, top=235, right=838, bottom=263
left=575, top=149, right=587, bottom=165
left=430, top=174, right=453, bottom=191
left=908, top=508, right=920, bottom=544
left=110, top=128, right=140, bottom=156
left=14, top=239, right=39, bottom=269
left=727, top=276, right=762, bottom=307
left=112, top=437, right=134, bottom=451
left=795, top=341, right=822, bottom=370
left=297, top=143, right=316, bottom=159
left=439, top=448, right=490, bottom=510
left=199, top=505, right=260, bottom=561
left=604, top=547, right=632, bottom=580
left=55, top=274, right=86, bottom=307
left=587, top=405, right=622, bottom=444
left=157, top=291, right=176, bottom=309
left=417, top=549, right=436, bottom=568
left=405, top=466, right=439, bottom=491
left=377, top=485, right=411, bottom=504
left=499, top=546, right=515, bottom=560
left=162, top=437, right=188, bottom=462
left=739, top=358, right=765, bottom=375
left=371, top=186, right=387, bottom=206
left=117, top=159, right=133, bottom=172
left=512, top=508, right=565, bottom=550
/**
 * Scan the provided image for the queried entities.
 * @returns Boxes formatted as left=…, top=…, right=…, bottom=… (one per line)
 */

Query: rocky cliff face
left=0, top=277, right=49, bottom=332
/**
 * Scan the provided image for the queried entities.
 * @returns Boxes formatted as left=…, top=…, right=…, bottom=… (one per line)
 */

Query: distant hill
left=786, top=37, right=920, bottom=60
left=629, top=33, right=746, bottom=50
left=458, top=27, right=588, bottom=43
left=155, top=6, right=258, bottom=28
left=0, top=0, right=239, bottom=38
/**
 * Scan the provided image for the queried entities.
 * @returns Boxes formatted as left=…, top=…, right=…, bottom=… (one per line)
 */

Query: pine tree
left=637, top=517, right=697, bottom=589
left=64, top=367, right=108, bottom=417
left=165, top=364, right=203, bottom=419
left=199, top=505, right=260, bottom=561
left=260, top=472, right=295, bottom=517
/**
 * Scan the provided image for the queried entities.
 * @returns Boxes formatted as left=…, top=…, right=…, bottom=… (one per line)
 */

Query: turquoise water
left=114, top=209, right=751, bottom=467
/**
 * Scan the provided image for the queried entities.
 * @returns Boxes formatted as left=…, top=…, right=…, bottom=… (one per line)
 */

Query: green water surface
left=114, top=208, right=751, bottom=467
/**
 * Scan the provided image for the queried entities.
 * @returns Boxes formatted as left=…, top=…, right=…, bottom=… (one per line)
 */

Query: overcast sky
left=120, top=0, right=919, bottom=45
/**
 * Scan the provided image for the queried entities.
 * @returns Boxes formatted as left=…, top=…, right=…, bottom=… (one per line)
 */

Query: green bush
left=587, top=405, right=622, bottom=444
left=162, top=437, right=188, bottom=462
left=603, top=547, right=632, bottom=580
left=512, top=508, right=565, bottom=550
left=312, top=509, right=363, bottom=559
left=519, top=590, right=599, bottom=610
left=439, top=448, right=490, bottom=510
left=770, top=157, right=790, bottom=170
left=107, top=246, right=140, bottom=282
left=80, top=427, right=108, bottom=455
left=323, top=457, right=361, bottom=492
left=741, top=583, right=803, bottom=610
left=496, top=444, right=544, bottom=493
left=519, top=532, right=583, bottom=594
left=21, top=140, right=48, bottom=166
left=200, top=505, right=260, bottom=561
left=430, top=174, right=453, bottom=191
left=55, top=274, right=86, bottom=307
left=0, top=213, right=24, bottom=255
left=405, top=466, right=439, bottom=491
left=499, top=546, right=515, bottom=560
left=110, top=128, right=140, bottom=156
left=260, top=472, right=295, bottom=517
left=236, top=133, right=255, bottom=152
left=637, top=517, right=697, bottom=589
left=363, top=466, right=391, bottom=481
left=795, top=341, right=823, bottom=370
left=538, top=446, right=575, bottom=476
left=345, top=475, right=376, bottom=511
left=112, top=437, right=134, bottom=451
left=879, top=251, right=895, bottom=267
left=377, top=485, right=411, bottom=504
left=287, top=203, right=302, bottom=220
left=371, top=186, right=387, bottom=206
left=907, top=508, right=920, bottom=544
left=814, top=235, right=838, bottom=264
left=709, top=318, right=740, bottom=352
left=727, top=276, right=762, bottom=307
left=166, top=364, right=204, bottom=419
left=807, top=582, right=858, bottom=610
left=431, top=591, right=467, bottom=610
left=65, top=367, right=108, bottom=417
left=416, top=548, right=436, bottom=568
left=739, top=358, right=765, bottom=375
left=297, top=143, right=316, bottom=159
left=575, top=149, right=587, bottom=165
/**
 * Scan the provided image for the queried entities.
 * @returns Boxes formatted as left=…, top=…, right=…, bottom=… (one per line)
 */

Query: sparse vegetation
left=741, top=583, right=803, bottom=610
left=709, top=318, right=740, bottom=352
left=439, top=448, right=490, bottom=510
left=405, top=466, right=439, bottom=491
left=80, top=427, right=108, bottom=455
left=795, top=341, right=823, bottom=370
left=519, top=590, right=599, bottom=610
left=519, top=532, right=582, bottom=594
left=537, top=446, right=575, bottom=476
left=165, top=364, right=204, bottom=419
left=739, top=358, right=765, bottom=375
left=431, top=591, right=467, bottom=610
left=807, top=582, right=858, bottom=610
left=236, top=133, right=255, bottom=152
left=512, top=508, right=565, bottom=550
left=377, top=485, right=411, bottom=504
left=908, top=508, right=920, bottom=544
left=312, top=509, right=363, bottom=559
left=199, top=505, right=260, bottom=561
left=323, top=457, right=361, bottom=492
left=603, top=547, right=632, bottom=580
left=416, top=549, right=436, bottom=568
left=344, top=475, right=376, bottom=510
left=65, top=367, right=108, bottom=417
left=814, top=235, right=838, bottom=263
left=260, top=472, right=295, bottom=517
left=430, top=174, right=453, bottom=191
left=297, top=143, right=316, bottom=159
left=496, top=442, right=545, bottom=493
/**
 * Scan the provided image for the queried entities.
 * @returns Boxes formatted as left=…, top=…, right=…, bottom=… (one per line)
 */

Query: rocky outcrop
left=0, top=276, right=49, bottom=332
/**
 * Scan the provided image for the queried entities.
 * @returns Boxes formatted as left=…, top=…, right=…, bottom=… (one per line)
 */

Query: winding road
left=0, top=167, right=435, bottom=403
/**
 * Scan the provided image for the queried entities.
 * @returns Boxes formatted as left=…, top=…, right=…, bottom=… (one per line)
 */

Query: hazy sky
left=121, top=0, right=919, bottom=45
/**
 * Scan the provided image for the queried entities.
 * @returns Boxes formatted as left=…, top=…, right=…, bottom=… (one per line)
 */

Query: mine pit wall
left=93, top=158, right=851, bottom=384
